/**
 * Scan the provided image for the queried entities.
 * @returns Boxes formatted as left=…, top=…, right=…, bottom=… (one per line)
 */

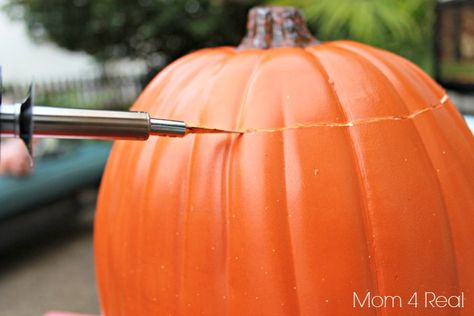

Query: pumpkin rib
left=331, top=42, right=474, bottom=162
left=177, top=52, right=239, bottom=314
left=179, top=133, right=200, bottom=314
left=102, top=52, right=235, bottom=314
left=227, top=51, right=292, bottom=314
left=160, top=138, right=203, bottom=313
left=221, top=51, right=321, bottom=311
left=215, top=52, right=268, bottom=314
left=227, top=48, right=375, bottom=314
left=132, top=137, right=170, bottom=314
left=442, top=98, right=474, bottom=145
left=222, top=135, right=234, bottom=315
left=334, top=43, right=463, bottom=309
left=111, top=142, right=132, bottom=313
left=113, top=142, right=147, bottom=314
left=193, top=51, right=238, bottom=117
left=139, top=137, right=167, bottom=311
left=393, top=56, right=474, bottom=144
left=278, top=75, right=303, bottom=314
left=305, top=47, right=381, bottom=313
left=383, top=76, right=464, bottom=316
left=99, top=141, right=118, bottom=313
left=307, top=44, right=465, bottom=311
left=233, top=51, right=267, bottom=131
left=95, top=142, right=123, bottom=313
left=168, top=51, right=235, bottom=120
left=387, top=54, right=474, bottom=163
left=341, top=43, right=472, bottom=158
left=380, top=69, right=474, bottom=316
left=132, top=49, right=221, bottom=112
left=359, top=51, right=474, bottom=316
left=148, top=53, right=229, bottom=314
left=190, top=51, right=264, bottom=314
left=314, top=44, right=472, bottom=312
left=140, top=49, right=234, bottom=118
left=396, top=53, right=445, bottom=98
left=280, top=48, right=376, bottom=314
left=126, top=142, right=154, bottom=313
left=183, top=53, right=237, bottom=315
left=159, top=54, right=225, bottom=312
left=332, top=42, right=434, bottom=113
left=95, top=145, right=114, bottom=311
left=192, top=52, right=241, bottom=315
left=168, top=51, right=268, bottom=313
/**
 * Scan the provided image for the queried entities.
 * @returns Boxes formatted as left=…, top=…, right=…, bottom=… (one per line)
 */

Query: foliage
left=5, top=0, right=436, bottom=73
left=270, top=0, right=435, bottom=73
left=4, top=0, right=259, bottom=69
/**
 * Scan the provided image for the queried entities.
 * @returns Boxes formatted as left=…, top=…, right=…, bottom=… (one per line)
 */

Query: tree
left=5, top=0, right=435, bottom=74
left=5, top=0, right=260, bottom=70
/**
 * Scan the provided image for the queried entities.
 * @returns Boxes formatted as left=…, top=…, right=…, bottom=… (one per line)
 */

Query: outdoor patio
left=0, top=209, right=99, bottom=316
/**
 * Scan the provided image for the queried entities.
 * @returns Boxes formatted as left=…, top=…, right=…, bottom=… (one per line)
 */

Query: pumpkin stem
left=238, top=6, right=318, bottom=50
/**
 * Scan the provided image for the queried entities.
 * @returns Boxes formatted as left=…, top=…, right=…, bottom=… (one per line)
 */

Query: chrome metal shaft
left=32, top=106, right=152, bottom=140
left=0, top=104, right=189, bottom=141
left=150, top=118, right=186, bottom=137
left=0, top=103, right=21, bottom=137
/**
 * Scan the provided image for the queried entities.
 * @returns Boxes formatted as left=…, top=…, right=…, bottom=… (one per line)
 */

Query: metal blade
left=186, top=125, right=242, bottom=135
left=20, top=83, right=34, bottom=155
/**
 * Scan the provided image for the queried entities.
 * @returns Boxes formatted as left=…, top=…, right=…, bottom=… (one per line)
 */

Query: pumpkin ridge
left=336, top=43, right=463, bottom=307
left=305, top=47, right=382, bottom=306
left=335, top=41, right=471, bottom=146
left=133, top=49, right=228, bottom=113
left=397, top=56, right=474, bottom=144
left=386, top=50, right=474, bottom=155
left=222, top=134, right=234, bottom=315
left=398, top=53, right=445, bottom=97
left=443, top=99, right=474, bottom=145
left=193, top=52, right=241, bottom=314
left=141, top=137, right=165, bottom=308
left=144, top=54, right=233, bottom=312
left=178, top=134, right=200, bottom=314
left=117, top=142, right=146, bottom=312
left=134, top=142, right=159, bottom=312
left=279, top=82, right=302, bottom=314
left=141, top=55, right=213, bottom=309
left=195, top=52, right=241, bottom=130
left=330, top=43, right=425, bottom=112
left=233, top=51, right=266, bottom=131
left=146, top=51, right=233, bottom=118
left=155, top=55, right=228, bottom=311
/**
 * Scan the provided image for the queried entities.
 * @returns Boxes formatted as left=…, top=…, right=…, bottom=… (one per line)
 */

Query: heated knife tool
left=0, top=68, right=241, bottom=156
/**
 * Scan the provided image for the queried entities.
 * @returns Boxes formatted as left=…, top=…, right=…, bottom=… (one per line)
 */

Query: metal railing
left=3, top=74, right=146, bottom=110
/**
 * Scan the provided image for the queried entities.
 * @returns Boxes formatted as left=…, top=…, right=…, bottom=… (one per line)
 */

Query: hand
left=0, top=139, right=33, bottom=176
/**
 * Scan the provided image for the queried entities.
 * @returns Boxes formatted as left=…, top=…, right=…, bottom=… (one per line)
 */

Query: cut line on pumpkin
left=246, top=94, right=449, bottom=133
left=189, top=94, right=449, bottom=135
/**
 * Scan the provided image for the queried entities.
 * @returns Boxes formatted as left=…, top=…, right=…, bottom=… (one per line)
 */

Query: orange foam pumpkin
left=95, top=7, right=474, bottom=315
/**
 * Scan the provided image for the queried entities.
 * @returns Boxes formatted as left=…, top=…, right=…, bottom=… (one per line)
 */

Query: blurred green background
left=4, top=0, right=435, bottom=77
